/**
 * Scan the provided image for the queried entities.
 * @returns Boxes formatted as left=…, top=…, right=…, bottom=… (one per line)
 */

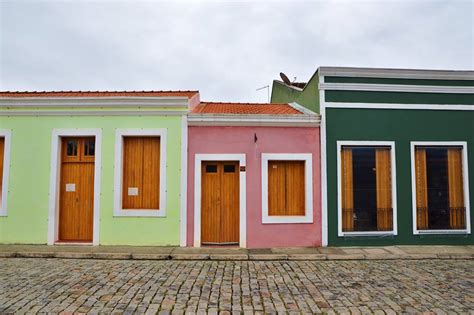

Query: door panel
left=59, top=137, right=95, bottom=242
left=220, top=162, right=239, bottom=243
left=201, top=161, right=239, bottom=245
left=201, top=162, right=221, bottom=244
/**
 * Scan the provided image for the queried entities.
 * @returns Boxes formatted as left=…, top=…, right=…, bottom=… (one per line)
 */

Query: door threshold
left=54, top=241, right=93, bottom=246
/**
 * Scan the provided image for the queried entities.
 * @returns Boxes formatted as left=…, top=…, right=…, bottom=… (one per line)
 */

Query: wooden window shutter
left=375, top=148, right=393, bottom=231
left=0, top=137, right=4, bottom=203
left=341, top=148, right=354, bottom=232
left=447, top=148, right=465, bottom=229
left=286, top=161, right=305, bottom=216
left=415, top=148, right=429, bottom=230
left=122, top=137, right=160, bottom=210
left=268, top=161, right=305, bottom=216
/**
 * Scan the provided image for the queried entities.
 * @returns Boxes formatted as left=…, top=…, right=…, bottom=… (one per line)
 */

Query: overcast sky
left=0, top=0, right=473, bottom=102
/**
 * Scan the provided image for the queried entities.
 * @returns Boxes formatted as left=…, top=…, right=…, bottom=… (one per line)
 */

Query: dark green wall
left=326, top=108, right=474, bottom=246
left=326, top=91, right=474, bottom=104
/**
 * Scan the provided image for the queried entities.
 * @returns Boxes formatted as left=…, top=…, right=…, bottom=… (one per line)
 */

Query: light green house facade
left=272, top=67, right=474, bottom=246
left=0, top=91, right=199, bottom=246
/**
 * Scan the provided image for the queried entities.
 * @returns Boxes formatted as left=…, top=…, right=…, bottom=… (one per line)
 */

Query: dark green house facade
left=272, top=67, right=474, bottom=246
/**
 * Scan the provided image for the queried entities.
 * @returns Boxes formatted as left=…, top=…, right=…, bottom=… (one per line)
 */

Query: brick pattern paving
left=0, top=258, right=472, bottom=313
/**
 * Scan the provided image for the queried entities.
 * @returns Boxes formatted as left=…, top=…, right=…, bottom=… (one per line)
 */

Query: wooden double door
left=201, top=161, right=240, bottom=245
left=58, top=137, right=95, bottom=242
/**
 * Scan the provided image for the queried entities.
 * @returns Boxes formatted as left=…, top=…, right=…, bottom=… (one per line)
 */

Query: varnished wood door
left=59, top=137, right=95, bottom=242
left=201, top=161, right=239, bottom=245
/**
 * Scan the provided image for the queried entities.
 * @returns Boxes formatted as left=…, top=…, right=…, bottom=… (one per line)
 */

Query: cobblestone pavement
left=0, top=258, right=472, bottom=314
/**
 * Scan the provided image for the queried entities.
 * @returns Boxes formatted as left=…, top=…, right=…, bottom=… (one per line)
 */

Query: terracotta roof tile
left=192, top=102, right=303, bottom=115
left=0, top=90, right=199, bottom=98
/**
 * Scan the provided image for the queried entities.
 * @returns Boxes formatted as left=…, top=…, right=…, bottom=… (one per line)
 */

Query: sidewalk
left=0, top=244, right=473, bottom=260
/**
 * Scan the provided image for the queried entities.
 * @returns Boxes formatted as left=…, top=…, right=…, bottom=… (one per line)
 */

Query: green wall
left=270, top=74, right=320, bottom=113
left=0, top=115, right=183, bottom=245
left=326, top=108, right=474, bottom=246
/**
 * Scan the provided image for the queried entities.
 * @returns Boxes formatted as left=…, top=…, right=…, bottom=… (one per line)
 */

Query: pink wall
left=187, top=126, right=321, bottom=248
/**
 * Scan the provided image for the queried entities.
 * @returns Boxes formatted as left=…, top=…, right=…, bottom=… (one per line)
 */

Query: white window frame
left=48, top=129, right=102, bottom=245
left=114, top=128, right=167, bottom=217
left=0, top=130, right=12, bottom=216
left=194, top=154, right=247, bottom=248
left=261, top=153, right=313, bottom=224
left=411, top=141, right=471, bottom=235
left=337, top=141, right=398, bottom=237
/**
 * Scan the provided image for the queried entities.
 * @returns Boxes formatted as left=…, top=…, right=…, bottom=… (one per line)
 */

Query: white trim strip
left=0, top=96, right=190, bottom=108
left=318, top=67, right=474, bottom=80
left=113, top=129, right=167, bottom=217
left=261, top=153, right=313, bottom=224
left=323, top=102, right=474, bottom=111
left=320, top=83, right=474, bottom=94
left=336, top=141, right=398, bottom=237
left=193, top=154, right=246, bottom=248
left=180, top=116, right=188, bottom=246
left=0, top=130, right=11, bottom=216
left=320, top=76, right=328, bottom=246
left=188, top=114, right=320, bottom=127
left=0, top=110, right=187, bottom=116
left=47, top=128, right=102, bottom=245
left=410, top=141, right=471, bottom=235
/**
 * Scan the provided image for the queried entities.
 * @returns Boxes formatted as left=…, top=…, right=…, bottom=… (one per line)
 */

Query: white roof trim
left=0, top=110, right=186, bottom=116
left=319, top=83, right=474, bottom=94
left=288, top=102, right=318, bottom=115
left=0, top=96, right=190, bottom=108
left=318, top=67, right=474, bottom=80
left=188, top=113, right=320, bottom=127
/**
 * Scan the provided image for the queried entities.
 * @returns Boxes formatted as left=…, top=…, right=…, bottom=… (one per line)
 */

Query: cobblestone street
left=0, top=258, right=472, bottom=314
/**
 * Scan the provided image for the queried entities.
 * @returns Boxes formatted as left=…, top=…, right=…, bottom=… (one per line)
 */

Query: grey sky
left=1, top=0, right=473, bottom=102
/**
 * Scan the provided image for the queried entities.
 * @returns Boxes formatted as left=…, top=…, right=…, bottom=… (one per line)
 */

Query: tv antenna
left=256, top=85, right=270, bottom=103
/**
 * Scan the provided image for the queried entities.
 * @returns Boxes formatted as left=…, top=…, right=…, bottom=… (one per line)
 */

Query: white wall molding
left=188, top=114, right=320, bottom=127
left=179, top=116, right=188, bottom=247
left=261, top=153, right=313, bottom=224
left=113, top=128, right=167, bottom=217
left=336, top=141, right=398, bottom=237
left=0, top=129, right=12, bottom=216
left=320, top=75, right=328, bottom=246
left=0, top=96, right=189, bottom=108
left=410, top=141, right=471, bottom=235
left=323, top=102, right=474, bottom=111
left=0, top=110, right=187, bottom=116
left=320, top=83, right=474, bottom=94
left=193, top=154, right=246, bottom=248
left=47, top=128, right=102, bottom=245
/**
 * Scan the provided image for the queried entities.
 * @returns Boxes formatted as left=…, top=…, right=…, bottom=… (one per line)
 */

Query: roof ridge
left=0, top=90, right=199, bottom=93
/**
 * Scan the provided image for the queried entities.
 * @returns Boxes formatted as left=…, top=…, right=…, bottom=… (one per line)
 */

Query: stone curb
left=0, top=251, right=472, bottom=261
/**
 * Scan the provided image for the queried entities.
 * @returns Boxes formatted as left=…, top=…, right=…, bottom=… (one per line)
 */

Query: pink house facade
left=186, top=102, right=321, bottom=248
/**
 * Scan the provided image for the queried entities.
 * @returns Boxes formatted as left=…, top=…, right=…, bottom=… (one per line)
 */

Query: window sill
left=416, top=230, right=469, bottom=235
left=113, top=209, right=166, bottom=217
left=339, top=231, right=396, bottom=237
left=262, top=215, right=313, bottom=224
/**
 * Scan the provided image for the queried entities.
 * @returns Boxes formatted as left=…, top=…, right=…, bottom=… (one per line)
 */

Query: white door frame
left=47, top=129, right=102, bottom=245
left=193, top=154, right=246, bottom=247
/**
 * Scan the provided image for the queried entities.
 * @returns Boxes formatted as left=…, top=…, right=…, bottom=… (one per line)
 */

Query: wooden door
left=201, top=161, right=239, bottom=245
left=58, top=137, right=95, bottom=242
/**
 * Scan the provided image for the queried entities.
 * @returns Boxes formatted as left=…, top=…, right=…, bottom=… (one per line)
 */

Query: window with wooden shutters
left=114, top=129, right=167, bottom=217
left=413, top=144, right=467, bottom=232
left=338, top=142, right=395, bottom=235
left=122, top=136, right=160, bottom=210
left=262, top=153, right=313, bottom=224
left=0, top=137, right=4, bottom=207
left=268, top=161, right=305, bottom=216
left=0, top=130, right=11, bottom=216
